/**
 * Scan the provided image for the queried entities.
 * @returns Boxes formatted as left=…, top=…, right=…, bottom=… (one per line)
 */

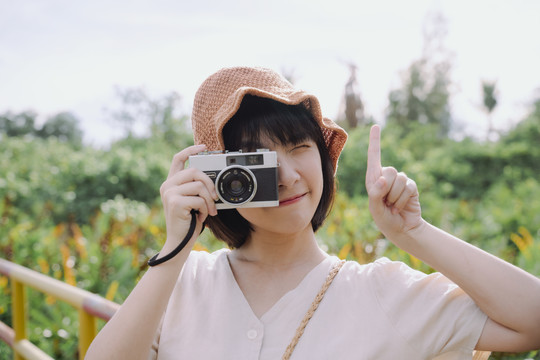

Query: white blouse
left=150, top=249, right=487, bottom=360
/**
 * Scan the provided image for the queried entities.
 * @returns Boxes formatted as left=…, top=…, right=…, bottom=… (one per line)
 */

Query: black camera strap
left=147, top=210, right=198, bottom=267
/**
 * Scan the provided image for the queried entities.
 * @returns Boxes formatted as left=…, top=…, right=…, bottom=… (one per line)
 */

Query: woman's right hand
left=160, top=144, right=219, bottom=250
left=86, top=144, right=220, bottom=360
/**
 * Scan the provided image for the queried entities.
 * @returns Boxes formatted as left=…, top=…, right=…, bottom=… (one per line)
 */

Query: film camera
left=189, top=149, right=279, bottom=210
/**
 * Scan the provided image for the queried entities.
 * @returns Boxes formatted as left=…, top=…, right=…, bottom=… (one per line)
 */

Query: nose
left=277, top=155, right=300, bottom=188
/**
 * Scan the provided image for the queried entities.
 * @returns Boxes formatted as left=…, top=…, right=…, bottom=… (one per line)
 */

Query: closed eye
left=291, top=142, right=313, bottom=151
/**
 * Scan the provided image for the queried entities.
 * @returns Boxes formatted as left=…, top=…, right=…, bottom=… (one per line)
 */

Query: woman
left=86, top=67, right=540, bottom=359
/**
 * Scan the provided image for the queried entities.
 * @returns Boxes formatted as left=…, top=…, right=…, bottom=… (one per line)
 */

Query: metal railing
left=0, top=258, right=120, bottom=360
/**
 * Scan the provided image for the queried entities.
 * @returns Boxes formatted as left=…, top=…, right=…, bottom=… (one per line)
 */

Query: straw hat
left=192, top=66, right=348, bottom=172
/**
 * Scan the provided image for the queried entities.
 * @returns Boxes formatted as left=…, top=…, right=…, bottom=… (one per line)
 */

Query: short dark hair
left=204, top=95, right=336, bottom=248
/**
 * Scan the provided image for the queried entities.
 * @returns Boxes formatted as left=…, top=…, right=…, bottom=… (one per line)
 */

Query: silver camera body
left=189, top=149, right=279, bottom=210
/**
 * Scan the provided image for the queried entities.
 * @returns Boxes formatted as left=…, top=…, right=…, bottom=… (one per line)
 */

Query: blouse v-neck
left=223, top=250, right=337, bottom=322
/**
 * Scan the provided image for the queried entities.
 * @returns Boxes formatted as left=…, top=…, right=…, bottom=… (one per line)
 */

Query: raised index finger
left=168, top=144, right=207, bottom=178
left=366, top=125, right=382, bottom=186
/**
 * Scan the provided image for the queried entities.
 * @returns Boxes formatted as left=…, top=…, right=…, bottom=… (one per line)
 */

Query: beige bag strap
left=282, top=259, right=346, bottom=360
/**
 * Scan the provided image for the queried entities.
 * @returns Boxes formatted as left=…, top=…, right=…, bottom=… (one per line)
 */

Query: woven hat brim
left=199, top=86, right=348, bottom=173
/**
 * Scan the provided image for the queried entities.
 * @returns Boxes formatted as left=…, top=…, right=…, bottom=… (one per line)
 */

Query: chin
left=267, top=212, right=315, bottom=235
left=241, top=207, right=314, bottom=234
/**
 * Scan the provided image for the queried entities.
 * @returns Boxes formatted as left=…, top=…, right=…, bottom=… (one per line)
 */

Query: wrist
left=385, top=218, right=430, bottom=254
left=149, top=212, right=199, bottom=267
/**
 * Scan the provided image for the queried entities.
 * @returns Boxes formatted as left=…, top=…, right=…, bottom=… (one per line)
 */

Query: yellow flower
left=38, top=258, right=50, bottom=274
left=338, top=242, right=352, bottom=260
left=0, top=276, right=8, bottom=289
left=60, top=244, right=76, bottom=286
left=106, top=280, right=119, bottom=301
left=193, top=243, right=209, bottom=252
left=149, top=225, right=161, bottom=236
left=46, top=295, right=56, bottom=305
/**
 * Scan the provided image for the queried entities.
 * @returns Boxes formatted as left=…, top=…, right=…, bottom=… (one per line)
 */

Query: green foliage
left=336, top=125, right=370, bottom=196
left=37, top=112, right=84, bottom=147
left=337, top=122, right=446, bottom=197
left=0, top=111, right=37, bottom=137
left=107, top=87, right=193, bottom=148
left=0, top=136, right=186, bottom=225
left=0, top=110, right=83, bottom=147
left=318, top=193, right=381, bottom=264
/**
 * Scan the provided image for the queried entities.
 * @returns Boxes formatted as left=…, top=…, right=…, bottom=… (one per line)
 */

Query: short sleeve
left=368, top=258, right=488, bottom=358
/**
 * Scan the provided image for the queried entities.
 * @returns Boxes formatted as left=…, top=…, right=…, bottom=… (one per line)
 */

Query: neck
left=231, top=225, right=326, bottom=268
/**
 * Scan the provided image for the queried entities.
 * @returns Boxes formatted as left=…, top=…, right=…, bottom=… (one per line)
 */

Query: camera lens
left=216, top=166, right=257, bottom=205
left=229, top=179, right=243, bottom=194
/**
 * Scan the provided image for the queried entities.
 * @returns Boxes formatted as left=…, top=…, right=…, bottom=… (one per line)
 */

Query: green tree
left=386, top=57, right=452, bottom=137
left=0, top=111, right=37, bottom=137
left=501, top=94, right=540, bottom=145
left=339, top=63, right=365, bottom=129
left=37, top=111, right=83, bottom=146
left=108, top=87, right=192, bottom=148
left=0, top=110, right=83, bottom=147
left=386, top=11, right=453, bottom=137
left=482, top=80, right=499, bottom=141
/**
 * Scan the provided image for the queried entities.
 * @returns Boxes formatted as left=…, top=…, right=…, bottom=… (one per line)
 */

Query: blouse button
left=247, top=329, right=258, bottom=340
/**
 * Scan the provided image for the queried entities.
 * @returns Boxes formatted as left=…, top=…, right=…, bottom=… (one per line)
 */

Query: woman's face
left=237, top=136, right=323, bottom=238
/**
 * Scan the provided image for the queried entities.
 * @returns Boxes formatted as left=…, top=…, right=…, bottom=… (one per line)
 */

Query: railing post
left=12, top=279, right=26, bottom=360
left=1, top=259, right=120, bottom=358
left=78, top=309, right=96, bottom=360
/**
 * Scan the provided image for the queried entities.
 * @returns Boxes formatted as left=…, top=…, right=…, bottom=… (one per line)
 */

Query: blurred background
left=1, top=0, right=539, bottom=359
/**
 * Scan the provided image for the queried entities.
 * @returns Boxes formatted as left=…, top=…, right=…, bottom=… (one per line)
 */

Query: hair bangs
left=223, top=95, right=321, bottom=151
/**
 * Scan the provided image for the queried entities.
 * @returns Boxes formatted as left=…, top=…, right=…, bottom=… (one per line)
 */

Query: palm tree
left=482, top=81, right=498, bottom=141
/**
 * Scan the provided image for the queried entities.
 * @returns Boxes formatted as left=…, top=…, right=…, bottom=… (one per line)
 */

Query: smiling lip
left=279, top=193, right=306, bottom=206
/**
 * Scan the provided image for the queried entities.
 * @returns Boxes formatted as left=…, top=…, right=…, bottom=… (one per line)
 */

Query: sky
left=1, top=0, right=539, bottom=146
